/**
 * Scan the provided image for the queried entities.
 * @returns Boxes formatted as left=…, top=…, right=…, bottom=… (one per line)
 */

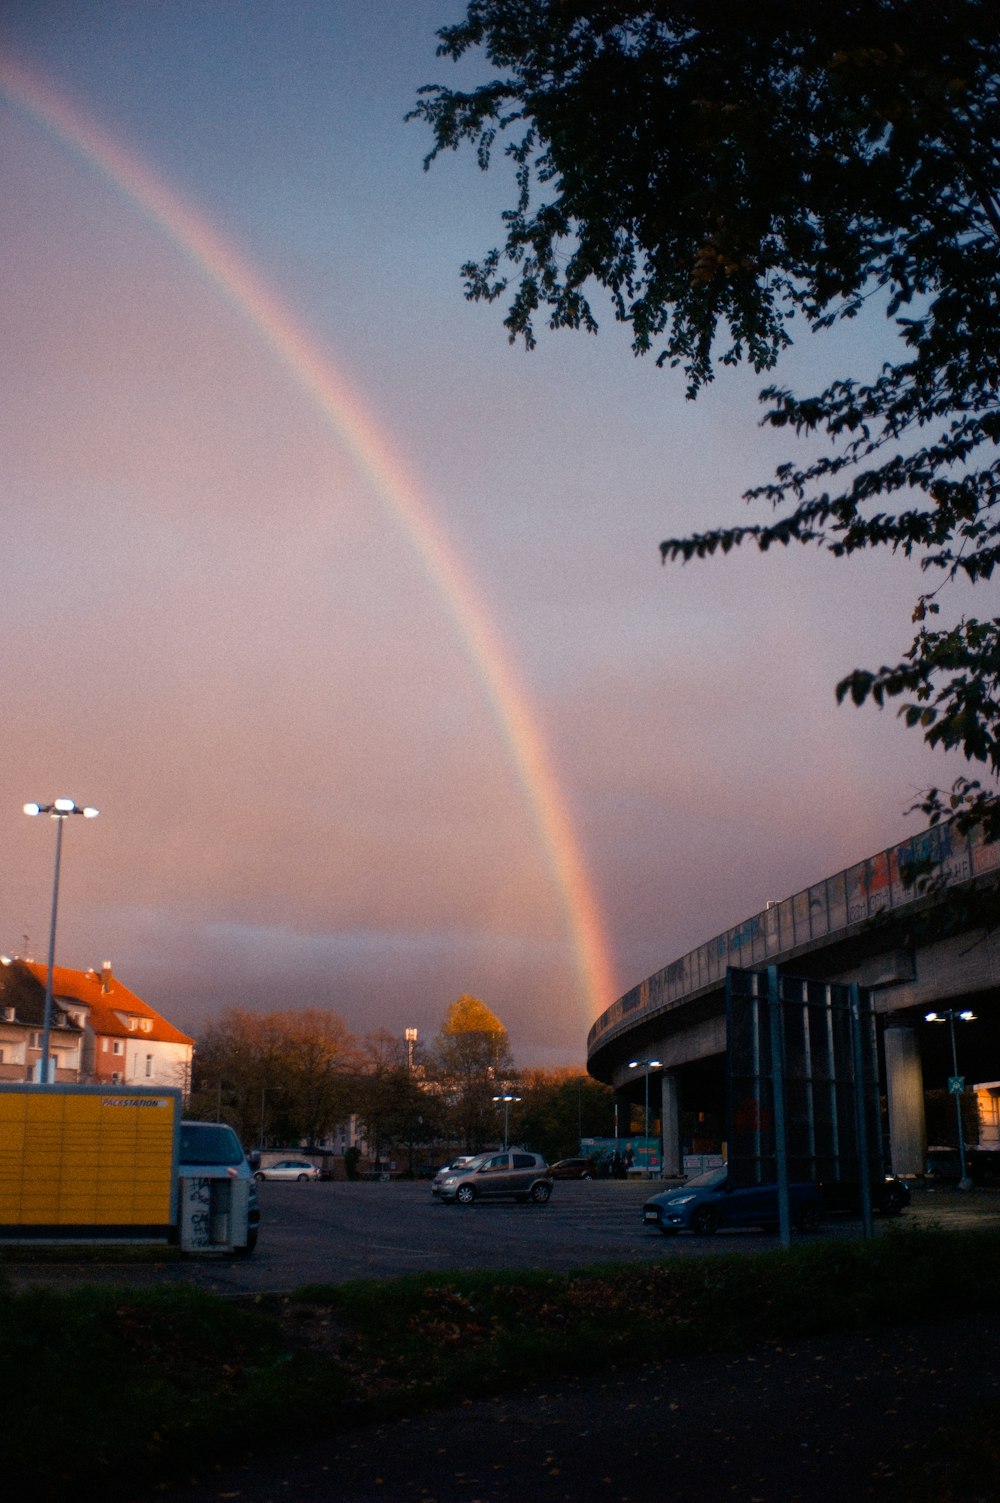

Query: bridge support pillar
left=659, top=1070, right=682, bottom=1178
left=884, top=1024, right=927, bottom=1178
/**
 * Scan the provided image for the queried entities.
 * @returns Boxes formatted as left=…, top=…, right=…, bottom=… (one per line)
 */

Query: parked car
left=643, top=1167, right=824, bottom=1235
left=925, top=1145, right=964, bottom=1182
left=177, top=1120, right=260, bottom=1253
left=549, top=1157, right=599, bottom=1179
left=970, top=1146, right=1000, bottom=1185
left=820, top=1174, right=911, bottom=1217
left=253, top=1158, right=320, bottom=1182
left=434, top=1150, right=553, bottom=1205
left=431, top=1156, right=478, bottom=1192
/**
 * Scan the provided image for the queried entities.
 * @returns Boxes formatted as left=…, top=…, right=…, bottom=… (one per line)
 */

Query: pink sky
left=1, top=4, right=988, bottom=1066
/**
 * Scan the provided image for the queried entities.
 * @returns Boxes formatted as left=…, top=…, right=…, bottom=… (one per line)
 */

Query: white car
left=431, top=1156, right=477, bottom=1192
left=254, top=1158, right=320, bottom=1182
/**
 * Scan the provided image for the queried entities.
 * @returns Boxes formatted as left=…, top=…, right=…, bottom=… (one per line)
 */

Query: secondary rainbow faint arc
left=0, top=51, right=619, bottom=1023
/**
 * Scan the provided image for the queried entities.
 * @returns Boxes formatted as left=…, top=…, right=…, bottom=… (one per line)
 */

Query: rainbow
left=0, top=50, right=619, bottom=1024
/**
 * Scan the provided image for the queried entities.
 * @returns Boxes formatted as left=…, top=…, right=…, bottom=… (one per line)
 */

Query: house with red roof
left=2, top=958, right=193, bottom=1095
left=0, top=957, right=84, bottom=1081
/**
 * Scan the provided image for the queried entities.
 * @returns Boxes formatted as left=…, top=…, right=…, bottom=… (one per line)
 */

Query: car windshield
left=179, top=1123, right=245, bottom=1167
left=681, top=1167, right=728, bottom=1190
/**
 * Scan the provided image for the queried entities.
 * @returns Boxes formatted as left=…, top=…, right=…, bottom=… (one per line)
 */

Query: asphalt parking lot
left=6, top=1177, right=1000, bottom=1295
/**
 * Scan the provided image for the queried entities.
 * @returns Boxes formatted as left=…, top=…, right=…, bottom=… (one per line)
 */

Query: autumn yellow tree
left=433, top=994, right=515, bottom=1151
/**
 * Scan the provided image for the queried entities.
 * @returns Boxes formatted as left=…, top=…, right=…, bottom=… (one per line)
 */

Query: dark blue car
left=643, top=1166, right=824, bottom=1235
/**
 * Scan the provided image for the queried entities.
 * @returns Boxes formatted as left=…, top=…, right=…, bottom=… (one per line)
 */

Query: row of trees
left=188, top=994, right=614, bottom=1167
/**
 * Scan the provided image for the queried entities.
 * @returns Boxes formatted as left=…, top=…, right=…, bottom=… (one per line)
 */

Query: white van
left=177, top=1121, right=260, bottom=1253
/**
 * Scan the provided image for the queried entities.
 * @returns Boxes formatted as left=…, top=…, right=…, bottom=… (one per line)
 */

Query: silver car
left=434, top=1150, right=553, bottom=1205
left=254, top=1158, right=320, bottom=1182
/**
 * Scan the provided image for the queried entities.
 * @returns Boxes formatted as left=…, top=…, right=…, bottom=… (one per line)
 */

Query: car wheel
left=253, top=1171, right=266, bottom=1181
left=794, top=1203, right=823, bottom=1234
left=455, top=1184, right=476, bottom=1205
left=882, top=1188, right=906, bottom=1217
left=297, top=1173, right=309, bottom=1182
left=529, top=1182, right=551, bottom=1204
left=690, top=1204, right=720, bottom=1235
left=581, top=1172, right=592, bottom=1180
left=234, top=1231, right=257, bottom=1257
left=659, top=1226, right=678, bottom=1236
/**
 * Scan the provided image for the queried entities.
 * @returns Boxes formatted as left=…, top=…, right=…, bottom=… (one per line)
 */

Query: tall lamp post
left=492, top=1092, right=521, bottom=1150
left=628, top=1057, right=661, bottom=1177
left=259, top=1086, right=281, bottom=1151
left=926, top=1009, right=976, bottom=1190
left=23, top=798, right=99, bottom=1084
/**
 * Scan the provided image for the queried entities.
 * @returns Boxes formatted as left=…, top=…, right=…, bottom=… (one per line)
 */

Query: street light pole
left=926, top=1009, right=976, bottom=1191
left=628, top=1058, right=661, bottom=1177
left=259, top=1086, right=280, bottom=1151
left=23, top=798, right=99, bottom=1084
left=492, top=1092, right=521, bottom=1150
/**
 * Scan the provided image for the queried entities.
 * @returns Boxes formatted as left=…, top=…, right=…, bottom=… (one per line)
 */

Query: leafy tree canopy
left=192, top=1006, right=361, bottom=1147
left=517, top=1067, right=614, bottom=1161
left=413, top=0, right=1000, bottom=841
left=355, top=1029, right=442, bottom=1165
left=435, top=994, right=514, bottom=1150
left=441, top=993, right=508, bottom=1037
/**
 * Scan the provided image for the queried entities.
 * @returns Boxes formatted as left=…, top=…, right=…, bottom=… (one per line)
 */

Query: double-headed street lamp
left=23, top=798, right=99, bottom=1084
left=925, top=1009, right=976, bottom=1190
left=492, top=1092, right=521, bottom=1150
left=628, top=1057, right=661, bottom=1176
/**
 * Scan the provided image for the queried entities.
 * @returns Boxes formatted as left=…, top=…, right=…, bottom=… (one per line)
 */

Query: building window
left=141, top=1018, right=152, bottom=1033
left=102, top=1038, right=109, bottom=1053
left=112, top=1040, right=123, bottom=1056
left=145, top=1055, right=153, bottom=1078
left=111, top=1072, right=121, bottom=1084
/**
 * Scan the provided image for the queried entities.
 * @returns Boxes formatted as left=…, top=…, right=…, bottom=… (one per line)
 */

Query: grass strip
left=2, top=1223, right=999, bottom=1500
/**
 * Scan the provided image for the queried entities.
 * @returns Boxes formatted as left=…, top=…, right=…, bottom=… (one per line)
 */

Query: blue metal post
left=767, top=966, right=791, bottom=1247
left=849, top=983, right=875, bottom=1240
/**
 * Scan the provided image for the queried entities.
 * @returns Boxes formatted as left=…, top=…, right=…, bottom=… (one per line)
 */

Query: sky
left=1, top=2, right=991, bottom=1067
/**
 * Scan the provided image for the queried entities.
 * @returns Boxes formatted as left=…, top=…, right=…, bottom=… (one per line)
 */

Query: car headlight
left=441, top=1176, right=457, bottom=1186
left=667, top=1195, right=696, bottom=1206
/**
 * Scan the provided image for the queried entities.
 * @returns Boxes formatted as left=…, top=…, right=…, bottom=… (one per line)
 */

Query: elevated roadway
left=587, top=822, right=1000, bottom=1178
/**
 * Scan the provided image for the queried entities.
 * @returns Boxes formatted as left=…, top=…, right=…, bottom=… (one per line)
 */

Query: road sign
left=949, top=1076, right=965, bottom=1094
